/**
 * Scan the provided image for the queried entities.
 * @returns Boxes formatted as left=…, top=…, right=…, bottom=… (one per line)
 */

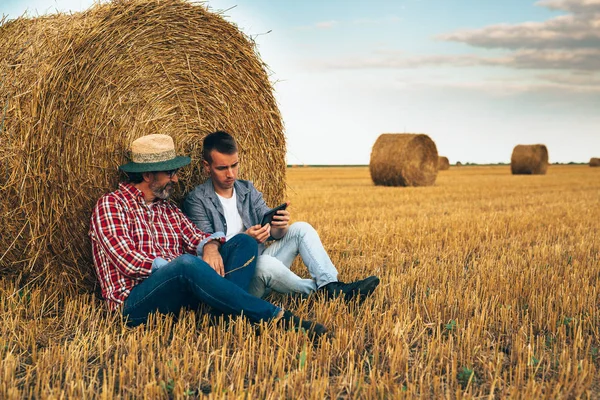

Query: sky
left=2, top=0, right=599, bottom=164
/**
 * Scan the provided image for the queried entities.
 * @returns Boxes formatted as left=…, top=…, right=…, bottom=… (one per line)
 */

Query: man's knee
left=177, top=253, right=200, bottom=268
left=255, top=255, right=280, bottom=278
left=173, top=254, right=211, bottom=277
left=230, top=233, right=258, bottom=250
left=289, top=221, right=317, bottom=238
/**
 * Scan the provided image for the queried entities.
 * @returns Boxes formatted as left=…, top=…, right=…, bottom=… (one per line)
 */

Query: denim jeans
left=247, top=222, right=339, bottom=298
left=122, top=234, right=281, bottom=326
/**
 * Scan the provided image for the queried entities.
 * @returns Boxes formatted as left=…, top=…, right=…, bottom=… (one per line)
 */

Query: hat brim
left=119, top=156, right=191, bottom=173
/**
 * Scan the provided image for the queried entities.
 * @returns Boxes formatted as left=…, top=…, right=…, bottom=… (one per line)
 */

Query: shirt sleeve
left=90, top=195, right=154, bottom=278
left=182, top=191, right=216, bottom=234
left=176, top=207, right=225, bottom=254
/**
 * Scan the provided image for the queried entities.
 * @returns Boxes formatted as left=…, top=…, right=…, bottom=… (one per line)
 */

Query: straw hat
left=119, top=134, right=191, bottom=173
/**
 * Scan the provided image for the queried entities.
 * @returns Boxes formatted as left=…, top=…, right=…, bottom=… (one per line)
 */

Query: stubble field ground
left=1, top=165, right=599, bottom=398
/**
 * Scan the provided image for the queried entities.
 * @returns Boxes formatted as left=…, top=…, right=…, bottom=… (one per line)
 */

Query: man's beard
left=150, top=181, right=174, bottom=200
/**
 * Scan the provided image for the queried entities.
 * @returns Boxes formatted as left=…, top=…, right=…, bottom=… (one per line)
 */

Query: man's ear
left=202, top=160, right=210, bottom=174
left=142, top=171, right=154, bottom=183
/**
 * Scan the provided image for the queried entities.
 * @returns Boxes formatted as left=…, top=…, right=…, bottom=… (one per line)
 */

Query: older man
left=89, top=134, right=327, bottom=339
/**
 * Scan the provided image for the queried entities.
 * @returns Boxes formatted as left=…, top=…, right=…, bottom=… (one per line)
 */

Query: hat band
left=131, top=149, right=176, bottom=164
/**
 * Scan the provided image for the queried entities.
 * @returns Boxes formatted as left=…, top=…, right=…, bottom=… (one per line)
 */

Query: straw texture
left=369, top=134, right=438, bottom=187
left=438, top=156, right=450, bottom=171
left=510, top=144, right=549, bottom=175
left=590, top=158, right=600, bottom=167
left=0, top=0, right=285, bottom=289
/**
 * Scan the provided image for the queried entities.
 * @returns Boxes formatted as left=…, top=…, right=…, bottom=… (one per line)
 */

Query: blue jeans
left=248, top=222, right=339, bottom=298
left=122, top=234, right=281, bottom=326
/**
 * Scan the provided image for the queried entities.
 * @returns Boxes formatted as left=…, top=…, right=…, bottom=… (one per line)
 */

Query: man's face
left=149, top=170, right=179, bottom=200
left=204, top=150, right=239, bottom=192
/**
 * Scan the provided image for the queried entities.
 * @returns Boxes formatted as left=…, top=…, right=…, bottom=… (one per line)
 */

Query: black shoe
left=278, top=310, right=328, bottom=340
left=320, top=276, right=380, bottom=301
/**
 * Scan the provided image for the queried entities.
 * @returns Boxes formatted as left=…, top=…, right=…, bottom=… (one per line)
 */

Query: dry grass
left=2, top=165, right=599, bottom=398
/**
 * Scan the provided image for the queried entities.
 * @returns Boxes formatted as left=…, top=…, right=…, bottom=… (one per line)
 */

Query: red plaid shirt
left=89, top=183, right=221, bottom=311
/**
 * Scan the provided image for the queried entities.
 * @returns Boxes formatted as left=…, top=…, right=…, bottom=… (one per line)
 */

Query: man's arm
left=176, top=208, right=226, bottom=275
left=176, top=207, right=225, bottom=255
left=249, top=183, right=289, bottom=240
left=202, top=241, right=224, bottom=276
left=269, top=204, right=290, bottom=240
left=90, top=196, right=154, bottom=278
left=182, top=191, right=216, bottom=234
left=241, top=182, right=274, bottom=242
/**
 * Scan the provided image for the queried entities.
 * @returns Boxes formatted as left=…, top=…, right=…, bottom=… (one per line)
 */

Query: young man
left=183, top=131, right=380, bottom=300
left=89, top=134, right=327, bottom=339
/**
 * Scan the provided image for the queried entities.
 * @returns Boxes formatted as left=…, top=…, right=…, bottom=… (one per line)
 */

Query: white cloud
left=536, top=0, right=600, bottom=14
left=310, top=47, right=600, bottom=72
left=538, top=71, right=600, bottom=86
left=438, top=14, right=600, bottom=50
left=314, top=20, right=338, bottom=29
left=307, top=0, right=600, bottom=90
left=296, top=15, right=401, bottom=31
left=410, top=77, right=600, bottom=95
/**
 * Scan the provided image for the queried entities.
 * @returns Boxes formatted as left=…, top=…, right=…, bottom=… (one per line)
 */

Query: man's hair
left=203, top=130, right=238, bottom=163
left=124, top=171, right=145, bottom=184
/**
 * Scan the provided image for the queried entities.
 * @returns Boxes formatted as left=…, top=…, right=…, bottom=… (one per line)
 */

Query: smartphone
left=261, top=203, right=288, bottom=226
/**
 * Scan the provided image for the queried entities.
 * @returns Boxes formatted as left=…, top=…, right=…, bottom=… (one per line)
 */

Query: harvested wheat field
left=1, top=165, right=600, bottom=398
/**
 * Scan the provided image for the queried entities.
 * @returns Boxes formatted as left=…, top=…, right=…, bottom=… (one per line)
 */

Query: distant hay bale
left=0, top=0, right=285, bottom=289
left=455, top=161, right=463, bottom=167
left=590, top=158, right=600, bottom=167
left=438, top=156, right=450, bottom=170
left=369, top=134, right=438, bottom=187
left=510, top=144, right=549, bottom=175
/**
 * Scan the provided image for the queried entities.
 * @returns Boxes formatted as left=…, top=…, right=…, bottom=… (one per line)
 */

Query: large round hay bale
left=438, top=156, right=450, bottom=170
left=510, top=144, right=549, bottom=175
left=590, top=158, right=600, bottom=167
left=0, top=0, right=285, bottom=288
left=369, top=134, right=438, bottom=187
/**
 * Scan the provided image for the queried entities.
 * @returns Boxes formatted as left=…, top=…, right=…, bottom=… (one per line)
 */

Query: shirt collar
left=119, top=182, right=162, bottom=206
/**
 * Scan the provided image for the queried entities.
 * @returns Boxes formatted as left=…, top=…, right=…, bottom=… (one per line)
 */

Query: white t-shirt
left=217, top=188, right=244, bottom=241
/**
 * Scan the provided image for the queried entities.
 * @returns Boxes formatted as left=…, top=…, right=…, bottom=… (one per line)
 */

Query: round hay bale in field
left=438, top=156, right=450, bottom=170
left=455, top=161, right=463, bottom=167
left=590, top=158, right=600, bottom=167
left=510, top=144, right=549, bottom=175
left=0, top=0, right=285, bottom=289
left=369, top=134, right=438, bottom=187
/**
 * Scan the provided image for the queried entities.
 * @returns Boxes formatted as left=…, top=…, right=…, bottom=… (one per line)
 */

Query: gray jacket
left=182, top=179, right=272, bottom=252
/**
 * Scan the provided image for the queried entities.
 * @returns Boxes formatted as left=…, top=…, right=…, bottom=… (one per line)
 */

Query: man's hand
left=270, top=202, right=290, bottom=240
left=245, top=223, right=271, bottom=244
left=203, top=241, right=224, bottom=276
left=270, top=204, right=290, bottom=229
